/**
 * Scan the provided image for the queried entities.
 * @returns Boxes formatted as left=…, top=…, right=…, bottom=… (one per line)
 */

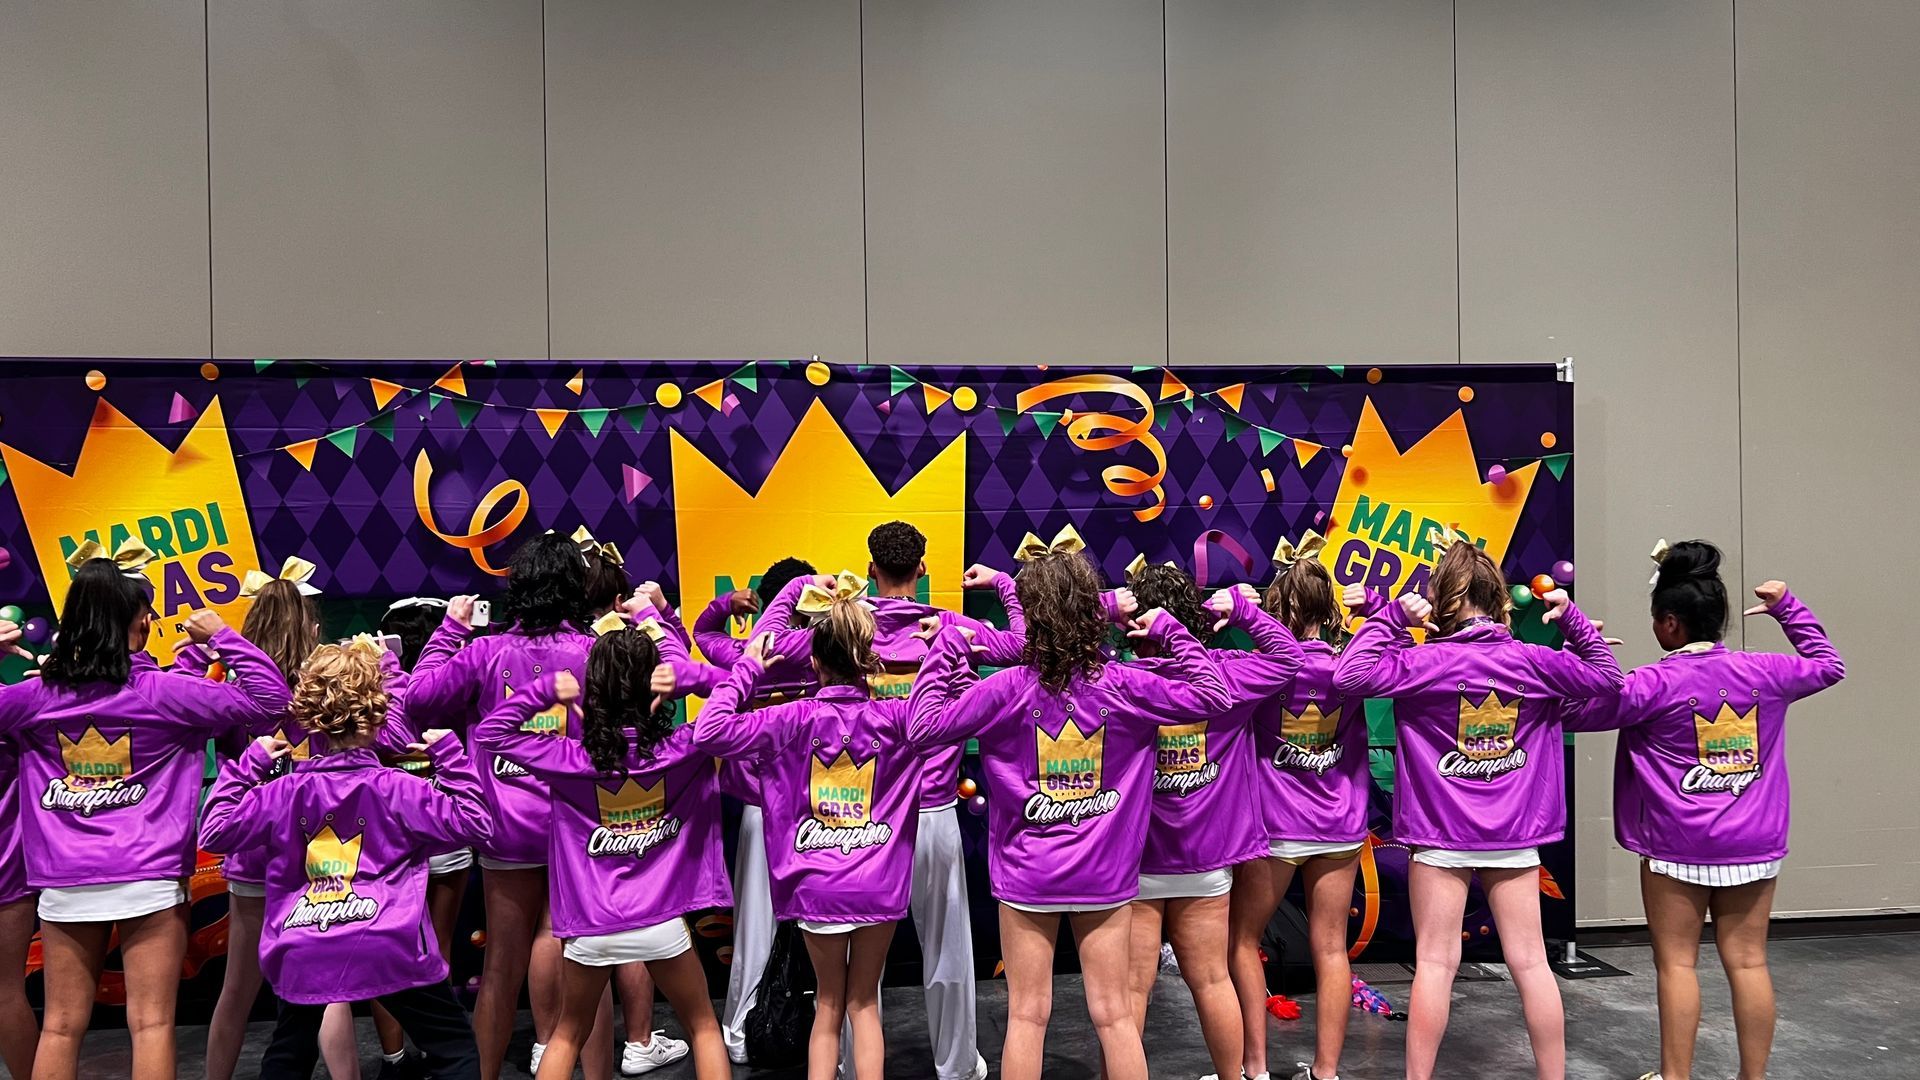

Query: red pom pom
left=1266, top=994, right=1302, bottom=1021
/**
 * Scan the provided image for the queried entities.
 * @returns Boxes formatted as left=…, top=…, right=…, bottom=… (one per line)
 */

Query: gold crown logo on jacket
left=503, top=684, right=570, bottom=737
left=59, top=726, right=132, bottom=790
left=810, top=750, right=877, bottom=827
left=1695, top=703, right=1760, bottom=775
left=303, top=825, right=364, bottom=903
left=1281, top=703, right=1341, bottom=751
left=1154, top=720, right=1209, bottom=775
left=1455, top=692, right=1518, bottom=761
left=1036, top=718, right=1105, bottom=802
left=597, top=777, right=667, bottom=832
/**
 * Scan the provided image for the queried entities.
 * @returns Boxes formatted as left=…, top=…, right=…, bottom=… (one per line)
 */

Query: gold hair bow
left=240, top=556, right=321, bottom=598
left=1015, top=525, right=1086, bottom=563
left=1271, top=530, right=1327, bottom=570
left=1648, top=537, right=1671, bottom=586
left=1425, top=523, right=1472, bottom=553
left=571, top=526, right=624, bottom=567
left=590, top=611, right=667, bottom=640
left=1123, top=553, right=1178, bottom=580
left=344, top=633, right=384, bottom=657
left=796, top=571, right=870, bottom=616
left=65, top=537, right=158, bottom=576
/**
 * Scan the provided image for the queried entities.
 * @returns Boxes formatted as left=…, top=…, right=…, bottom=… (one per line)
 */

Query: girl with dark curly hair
left=909, top=528, right=1234, bottom=1080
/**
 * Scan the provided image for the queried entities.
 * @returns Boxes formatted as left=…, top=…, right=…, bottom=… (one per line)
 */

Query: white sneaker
left=967, top=1053, right=989, bottom=1080
left=621, top=1031, right=691, bottom=1075
left=528, top=1041, right=545, bottom=1074
left=1634, top=1074, right=1664, bottom=1080
left=1290, top=1067, right=1338, bottom=1080
left=727, top=1045, right=749, bottom=1065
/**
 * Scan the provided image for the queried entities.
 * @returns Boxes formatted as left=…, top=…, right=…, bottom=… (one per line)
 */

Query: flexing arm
left=1123, top=613, right=1232, bottom=722
left=1331, top=601, right=1417, bottom=697
left=473, top=674, right=595, bottom=781
left=198, top=740, right=281, bottom=854
left=1525, top=604, right=1626, bottom=699
left=689, top=595, right=745, bottom=669
left=147, top=626, right=293, bottom=732
left=687, top=659, right=788, bottom=760
left=401, top=737, right=495, bottom=853
left=1221, top=587, right=1305, bottom=699
left=1756, top=590, right=1846, bottom=699
left=403, top=617, right=482, bottom=722
left=905, top=623, right=1002, bottom=748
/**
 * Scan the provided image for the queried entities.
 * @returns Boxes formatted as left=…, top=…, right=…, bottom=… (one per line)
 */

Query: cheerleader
left=476, top=621, right=732, bottom=1080
left=1563, top=541, right=1844, bottom=1080
left=199, top=642, right=492, bottom=1079
left=406, top=533, right=597, bottom=1080
left=692, top=573, right=938, bottom=1080
left=910, top=528, right=1233, bottom=1080
left=1230, top=537, right=1377, bottom=1080
left=0, top=554, right=292, bottom=1080
left=1119, top=565, right=1303, bottom=1080
left=1333, top=535, right=1622, bottom=1080
left=0, top=617, right=37, bottom=1080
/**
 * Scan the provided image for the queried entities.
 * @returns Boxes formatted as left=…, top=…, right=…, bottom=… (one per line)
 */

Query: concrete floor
left=14, top=933, right=1915, bottom=1078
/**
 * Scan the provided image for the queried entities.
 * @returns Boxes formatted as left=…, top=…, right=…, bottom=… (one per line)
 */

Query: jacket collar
left=813, top=684, right=871, bottom=702
left=307, top=746, right=385, bottom=771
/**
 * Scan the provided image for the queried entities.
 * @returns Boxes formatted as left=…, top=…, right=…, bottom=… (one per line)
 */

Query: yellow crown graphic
left=1281, top=703, right=1341, bottom=750
left=303, top=825, right=363, bottom=903
left=672, top=400, right=967, bottom=691
left=1455, top=692, right=1518, bottom=761
left=503, top=684, right=571, bottom=738
left=1326, top=400, right=1539, bottom=597
left=59, top=726, right=132, bottom=790
left=597, top=777, right=666, bottom=832
left=0, top=398, right=261, bottom=665
left=810, top=750, right=877, bottom=827
left=1154, top=720, right=1209, bottom=775
left=1036, top=717, right=1105, bottom=802
left=1695, top=703, right=1760, bottom=775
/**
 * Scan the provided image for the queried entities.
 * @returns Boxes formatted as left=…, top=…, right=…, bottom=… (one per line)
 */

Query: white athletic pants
left=720, top=805, right=773, bottom=1060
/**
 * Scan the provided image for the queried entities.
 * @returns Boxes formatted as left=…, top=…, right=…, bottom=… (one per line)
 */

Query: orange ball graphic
left=1530, top=574, right=1557, bottom=598
left=957, top=778, right=978, bottom=799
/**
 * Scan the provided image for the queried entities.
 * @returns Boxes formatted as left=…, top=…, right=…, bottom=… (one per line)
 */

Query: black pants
left=258, top=981, right=480, bottom=1079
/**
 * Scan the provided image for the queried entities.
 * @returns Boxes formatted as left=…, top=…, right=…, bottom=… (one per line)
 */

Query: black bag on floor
left=1261, top=897, right=1315, bottom=994
left=745, top=920, right=816, bottom=1069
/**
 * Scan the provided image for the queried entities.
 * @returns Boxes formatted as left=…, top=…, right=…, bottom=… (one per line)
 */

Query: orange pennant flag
left=922, top=384, right=952, bottom=413
left=368, top=379, right=405, bottom=409
left=692, top=379, right=727, bottom=410
left=1215, top=382, right=1246, bottom=412
left=565, top=369, right=585, bottom=396
left=434, top=364, right=467, bottom=397
left=1260, top=467, right=1276, bottom=492
left=285, top=439, right=318, bottom=470
left=534, top=409, right=568, bottom=438
left=1292, top=439, right=1323, bottom=467
left=1159, top=370, right=1190, bottom=401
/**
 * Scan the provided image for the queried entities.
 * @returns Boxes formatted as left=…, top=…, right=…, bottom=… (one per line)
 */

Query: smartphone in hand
left=471, top=600, right=491, bottom=628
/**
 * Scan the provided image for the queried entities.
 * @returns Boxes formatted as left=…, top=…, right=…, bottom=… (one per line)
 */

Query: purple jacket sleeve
left=1222, top=588, right=1305, bottom=700
left=757, top=576, right=807, bottom=638
left=171, top=643, right=215, bottom=678
left=141, top=627, right=292, bottom=733
left=1754, top=591, right=1846, bottom=699
left=1558, top=671, right=1652, bottom=733
left=400, top=737, right=494, bottom=853
left=690, top=596, right=745, bottom=669
left=1522, top=605, right=1626, bottom=699
left=688, top=660, right=791, bottom=761
left=652, top=603, right=692, bottom=647
left=404, top=618, right=482, bottom=724
left=373, top=654, right=418, bottom=754
left=907, top=626, right=1005, bottom=748
left=1331, top=601, right=1417, bottom=696
left=956, top=572, right=1026, bottom=666
left=474, top=674, right=596, bottom=781
left=1115, top=616, right=1233, bottom=723
left=199, top=740, right=282, bottom=855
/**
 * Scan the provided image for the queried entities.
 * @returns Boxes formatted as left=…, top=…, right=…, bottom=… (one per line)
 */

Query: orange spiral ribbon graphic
left=1014, top=374, right=1168, bottom=522
left=412, top=449, right=531, bottom=577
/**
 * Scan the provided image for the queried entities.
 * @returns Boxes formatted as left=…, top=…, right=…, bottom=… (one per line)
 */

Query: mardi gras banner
left=0, top=358, right=1575, bottom=1006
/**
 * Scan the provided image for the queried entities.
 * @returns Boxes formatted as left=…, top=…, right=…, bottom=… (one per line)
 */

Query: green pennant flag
left=453, top=400, right=482, bottom=429
left=1032, top=411, right=1061, bottom=439
left=324, top=428, right=358, bottom=457
left=475, top=359, right=497, bottom=367
left=1223, top=416, right=1249, bottom=441
left=427, top=392, right=445, bottom=412
left=578, top=408, right=611, bottom=437
left=1257, top=427, right=1286, bottom=456
left=1155, top=407, right=1174, bottom=430
left=0, top=459, right=9, bottom=488
left=728, top=363, right=758, bottom=393
left=621, top=404, right=649, bottom=434
left=1294, top=380, right=1313, bottom=392
left=367, top=412, right=396, bottom=442
left=1542, top=453, right=1571, bottom=481
left=889, top=367, right=916, bottom=397
left=1131, top=364, right=1159, bottom=372
left=1326, top=365, right=1345, bottom=377
left=253, top=359, right=277, bottom=373
left=996, top=407, right=1019, bottom=436
left=1180, top=396, right=1195, bottom=412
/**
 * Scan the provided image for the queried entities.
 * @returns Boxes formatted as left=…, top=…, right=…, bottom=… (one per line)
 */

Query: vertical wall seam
left=1451, top=0, right=1463, bottom=365
left=203, top=0, right=214, bottom=360
left=1731, top=0, right=1745, bottom=648
left=1162, top=0, right=1172, bottom=366
left=540, top=0, right=553, bottom=362
left=858, top=0, right=871, bottom=366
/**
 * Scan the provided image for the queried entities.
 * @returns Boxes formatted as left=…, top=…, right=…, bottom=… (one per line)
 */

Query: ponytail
left=812, top=595, right=880, bottom=686
left=1263, top=557, right=1341, bottom=642
left=1428, top=542, right=1510, bottom=636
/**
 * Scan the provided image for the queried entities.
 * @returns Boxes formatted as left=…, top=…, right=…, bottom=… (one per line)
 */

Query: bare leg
left=1404, top=862, right=1470, bottom=1080
left=845, top=924, right=895, bottom=1080
left=1166, top=893, right=1243, bottom=1080
left=31, top=918, right=112, bottom=1080
left=1072, top=907, right=1146, bottom=1080
left=1709, top=877, right=1778, bottom=1080
left=1299, top=855, right=1360, bottom=1080
left=584, top=985, right=615, bottom=1080
left=119, top=905, right=190, bottom=1080
left=205, top=893, right=266, bottom=1080
left=615, top=962, right=657, bottom=1044
left=319, top=1003, right=362, bottom=1079
left=645, top=945, right=732, bottom=1080
left=1229, top=858, right=1295, bottom=1079
left=1483, top=866, right=1564, bottom=1080
left=0, top=898, right=37, bottom=1079
left=473, top=867, right=547, bottom=1080
left=996, top=906, right=1060, bottom=1080
left=534, top=959, right=611, bottom=1080
left=803, top=931, right=851, bottom=1080
left=1641, top=863, right=1711, bottom=1080
left=1122, top=898, right=1165, bottom=1054
left=428, top=868, right=468, bottom=961
left=373, top=999, right=407, bottom=1059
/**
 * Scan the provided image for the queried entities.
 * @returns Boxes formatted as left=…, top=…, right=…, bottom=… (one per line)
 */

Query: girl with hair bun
left=694, top=571, right=946, bottom=1080
left=910, top=529, right=1233, bottom=1080
left=1333, top=535, right=1622, bottom=1080
left=1565, top=540, right=1843, bottom=1080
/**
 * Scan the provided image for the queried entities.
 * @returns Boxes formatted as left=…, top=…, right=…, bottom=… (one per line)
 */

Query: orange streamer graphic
left=1350, top=834, right=1383, bottom=960
left=1015, top=374, right=1168, bottom=522
left=412, top=449, right=530, bottom=577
